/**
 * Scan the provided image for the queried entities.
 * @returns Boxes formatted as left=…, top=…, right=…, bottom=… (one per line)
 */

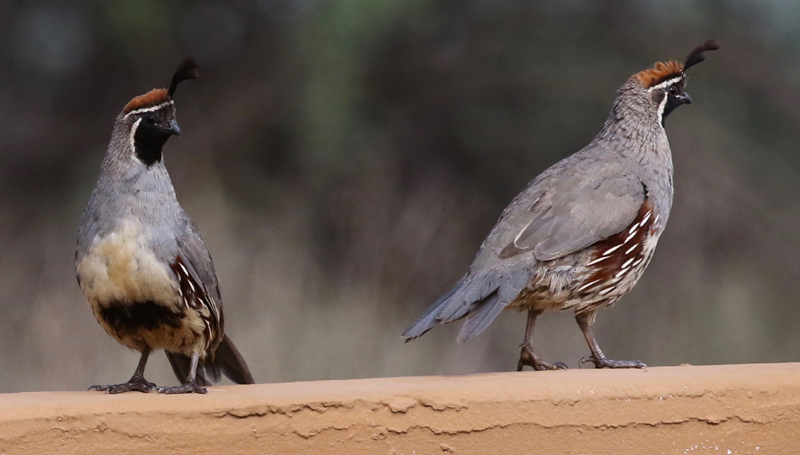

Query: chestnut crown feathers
left=122, top=59, right=199, bottom=115
left=634, top=39, right=720, bottom=89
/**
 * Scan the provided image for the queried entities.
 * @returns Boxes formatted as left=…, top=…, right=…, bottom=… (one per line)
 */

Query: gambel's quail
left=403, top=40, right=719, bottom=371
left=76, top=59, right=254, bottom=393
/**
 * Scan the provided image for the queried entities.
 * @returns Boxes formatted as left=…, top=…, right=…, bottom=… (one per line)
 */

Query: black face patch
left=133, top=117, right=171, bottom=165
left=657, top=78, right=690, bottom=125
left=99, top=300, right=185, bottom=336
left=131, top=106, right=180, bottom=166
left=662, top=95, right=685, bottom=120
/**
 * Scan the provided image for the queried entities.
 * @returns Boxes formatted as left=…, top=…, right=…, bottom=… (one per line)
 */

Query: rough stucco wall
left=0, top=363, right=798, bottom=454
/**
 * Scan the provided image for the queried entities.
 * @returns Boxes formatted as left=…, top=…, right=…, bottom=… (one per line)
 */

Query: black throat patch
left=133, top=123, right=171, bottom=166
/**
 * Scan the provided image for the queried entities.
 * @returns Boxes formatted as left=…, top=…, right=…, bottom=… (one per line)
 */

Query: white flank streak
left=124, top=100, right=174, bottom=118
left=578, top=280, right=601, bottom=292
left=512, top=226, right=526, bottom=249
left=603, top=244, right=623, bottom=256
left=178, top=263, right=189, bottom=276
left=612, top=276, right=624, bottom=283
left=624, top=231, right=637, bottom=243
left=622, top=258, right=635, bottom=269
left=629, top=224, right=638, bottom=234
left=625, top=244, right=637, bottom=254
left=633, top=258, right=644, bottom=267
left=641, top=211, right=652, bottom=225
left=187, top=280, right=195, bottom=292
left=654, top=214, right=660, bottom=225
left=599, top=287, right=615, bottom=295
left=128, top=118, right=141, bottom=157
left=587, top=256, right=609, bottom=266
left=615, top=269, right=627, bottom=279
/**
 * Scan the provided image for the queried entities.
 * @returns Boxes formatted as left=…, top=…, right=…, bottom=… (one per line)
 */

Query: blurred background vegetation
left=2, top=0, right=800, bottom=392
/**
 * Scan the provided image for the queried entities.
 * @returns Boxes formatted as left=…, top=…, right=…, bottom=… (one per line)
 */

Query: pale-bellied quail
left=76, top=59, right=254, bottom=393
left=403, top=40, right=719, bottom=371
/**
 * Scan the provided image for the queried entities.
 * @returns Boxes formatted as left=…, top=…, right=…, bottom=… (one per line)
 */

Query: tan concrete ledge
left=1, top=363, right=799, bottom=454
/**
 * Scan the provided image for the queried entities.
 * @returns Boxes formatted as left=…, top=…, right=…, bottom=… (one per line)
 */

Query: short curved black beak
left=662, top=91, right=693, bottom=123
left=163, top=120, right=182, bottom=137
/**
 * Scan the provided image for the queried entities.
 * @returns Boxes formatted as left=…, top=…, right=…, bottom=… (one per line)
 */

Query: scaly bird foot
left=89, top=376, right=156, bottom=394
left=517, top=345, right=568, bottom=371
left=580, top=355, right=646, bottom=369
left=157, top=381, right=207, bottom=394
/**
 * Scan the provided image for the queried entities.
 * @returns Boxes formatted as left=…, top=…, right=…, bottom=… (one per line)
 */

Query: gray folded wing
left=497, top=172, right=646, bottom=261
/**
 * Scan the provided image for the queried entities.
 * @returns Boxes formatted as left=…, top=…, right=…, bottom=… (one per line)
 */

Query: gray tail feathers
left=214, top=335, right=255, bottom=384
left=166, top=335, right=255, bottom=385
left=401, top=281, right=462, bottom=341
left=455, top=292, right=503, bottom=343
left=402, top=269, right=530, bottom=343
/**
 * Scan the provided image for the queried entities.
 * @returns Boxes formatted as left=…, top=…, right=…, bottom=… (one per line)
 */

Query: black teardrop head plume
left=168, top=58, right=199, bottom=98
left=683, top=39, right=720, bottom=72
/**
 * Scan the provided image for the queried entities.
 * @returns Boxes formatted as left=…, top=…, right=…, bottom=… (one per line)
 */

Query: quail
left=403, top=41, right=719, bottom=371
left=76, top=59, right=254, bottom=394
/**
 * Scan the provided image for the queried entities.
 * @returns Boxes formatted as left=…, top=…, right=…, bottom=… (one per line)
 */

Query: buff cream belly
left=76, top=218, right=206, bottom=355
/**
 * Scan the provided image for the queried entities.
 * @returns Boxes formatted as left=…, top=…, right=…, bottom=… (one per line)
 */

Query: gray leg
left=517, top=309, right=568, bottom=371
left=576, top=312, right=646, bottom=369
left=157, top=351, right=208, bottom=394
left=89, top=349, right=156, bottom=393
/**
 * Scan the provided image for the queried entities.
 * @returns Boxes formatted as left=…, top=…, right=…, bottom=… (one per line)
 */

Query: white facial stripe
left=129, top=118, right=141, bottom=157
left=647, top=76, right=683, bottom=92
left=656, top=90, right=669, bottom=126
left=124, top=100, right=174, bottom=118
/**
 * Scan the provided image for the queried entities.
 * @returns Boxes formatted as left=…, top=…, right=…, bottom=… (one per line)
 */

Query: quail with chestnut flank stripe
left=76, top=59, right=254, bottom=393
left=403, top=41, right=719, bottom=370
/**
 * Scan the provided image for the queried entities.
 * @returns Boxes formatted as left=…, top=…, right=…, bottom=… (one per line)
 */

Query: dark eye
left=667, top=85, right=678, bottom=96
left=143, top=114, right=156, bottom=125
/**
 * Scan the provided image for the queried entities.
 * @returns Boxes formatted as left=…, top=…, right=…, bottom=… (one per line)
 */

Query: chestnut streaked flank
left=403, top=40, right=719, bottom=372
left=76, top=58, right=254, bottom=394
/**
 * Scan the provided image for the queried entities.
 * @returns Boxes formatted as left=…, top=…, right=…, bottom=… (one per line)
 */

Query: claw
left=517, top=345, right=569, bottom=371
